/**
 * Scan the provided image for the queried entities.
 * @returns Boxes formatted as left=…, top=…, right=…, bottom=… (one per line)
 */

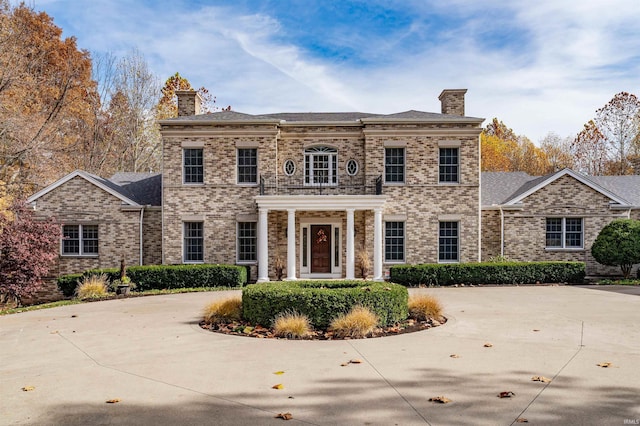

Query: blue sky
left=30, top=0, right=640, bottom=142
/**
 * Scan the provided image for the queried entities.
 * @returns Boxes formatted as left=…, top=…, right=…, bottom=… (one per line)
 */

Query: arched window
left=305, top=146, right=337, bottom=185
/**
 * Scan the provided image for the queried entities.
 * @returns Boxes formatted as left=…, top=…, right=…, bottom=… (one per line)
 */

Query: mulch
left=199, top=316, right=446, bottom=340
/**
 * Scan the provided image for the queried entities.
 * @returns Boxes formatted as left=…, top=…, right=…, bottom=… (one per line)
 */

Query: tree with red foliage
left=0, top=201, right=59, bottom=306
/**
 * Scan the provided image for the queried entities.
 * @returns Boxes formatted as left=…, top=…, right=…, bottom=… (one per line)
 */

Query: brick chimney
left=175, top=90, right=203, bottom=117
left=438, top=89, right=467, bottom=116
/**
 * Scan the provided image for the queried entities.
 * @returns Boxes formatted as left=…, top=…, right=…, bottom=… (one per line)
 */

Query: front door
left=311, top=225, right=332, bottom=273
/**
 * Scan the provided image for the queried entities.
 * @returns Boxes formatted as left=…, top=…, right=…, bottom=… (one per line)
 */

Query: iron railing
left=259, top=174, right=383, bottom=196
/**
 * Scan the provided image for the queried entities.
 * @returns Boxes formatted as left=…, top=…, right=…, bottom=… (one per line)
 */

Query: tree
left=0, top=200, right=60, bottom=306
left=539, top=132, right=574, bottom=173
left=0, top=1, right=96, bottom=197
left=571, top=120, right=609, bottom=175
left=591, top=219, right=640, bottom=279
left=156, top=72, right=225, bottom=120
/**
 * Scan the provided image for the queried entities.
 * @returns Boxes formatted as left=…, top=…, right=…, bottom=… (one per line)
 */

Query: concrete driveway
left=1, top=286, right=639, bottom=425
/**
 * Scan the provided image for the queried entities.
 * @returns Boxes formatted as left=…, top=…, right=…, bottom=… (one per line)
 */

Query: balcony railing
left=259, top=174, right=383, bottom=196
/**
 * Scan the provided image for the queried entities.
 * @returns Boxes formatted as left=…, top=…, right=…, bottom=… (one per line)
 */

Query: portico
left=255, top=195, right=386, bottom=282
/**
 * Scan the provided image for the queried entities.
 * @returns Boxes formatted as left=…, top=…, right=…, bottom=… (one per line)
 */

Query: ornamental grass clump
left=272, top=311, right=311, bottom=339
left=203, top=296, right=242, bottom=325
left=329, top=306, right=379, bottom=338
left=408, top=294, right=443, bottom=322
left=75, top=274, right=109, bottom=300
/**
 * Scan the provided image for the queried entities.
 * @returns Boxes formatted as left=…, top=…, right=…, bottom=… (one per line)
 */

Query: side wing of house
left=495, top=171, right=631, bottom=276
left=28, top=172, right=146, bottom=275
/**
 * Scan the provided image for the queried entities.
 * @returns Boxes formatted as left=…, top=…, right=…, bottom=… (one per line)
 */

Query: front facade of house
left=27, top=89, right=640, bottom=293
left=161, top=90, right=483, bottom=281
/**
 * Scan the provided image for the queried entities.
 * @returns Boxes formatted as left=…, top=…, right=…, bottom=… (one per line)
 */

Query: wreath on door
left=316, top=229, right=328, bottom=244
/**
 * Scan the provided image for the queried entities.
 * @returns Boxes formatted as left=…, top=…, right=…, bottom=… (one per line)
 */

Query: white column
left=373, top=208, right=383, bottom=281
left=285, top=208, right=297, bottom=280
left=257, top=208, right=269, bottom=282
left=346, top=208, right=355, bottom=279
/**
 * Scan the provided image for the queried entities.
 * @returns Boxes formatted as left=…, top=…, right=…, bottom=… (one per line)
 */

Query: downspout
left=628, top=208, right=632, bottom=219
left=139, top=206, right=145, bottom=266
left=500, top=206, right=504, bottom=258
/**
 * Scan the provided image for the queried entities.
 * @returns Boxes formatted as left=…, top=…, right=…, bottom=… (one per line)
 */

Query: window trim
left=182, top=148, right=204, bottom=185
left=61, top=224, right=99, bottom=257
left=236, top=148, right=258, bottom=185
left=236, top=221, right=258, bottom=264
left=183, top=221, right=204, bottom=263
left=304, top=146, right=338, bottom=186
left=283, top=159, right=296, bottom=176
left=384, top=147, right=405, bottom=185
left=438, top=221, right=460, bottom=263
left=384, top=221, right=405, bottom=263
left=545, top=217, right=584, bottom=250
left=345, top=159, right=359, bottom=176
left=438, top=147, right=460, bottom=184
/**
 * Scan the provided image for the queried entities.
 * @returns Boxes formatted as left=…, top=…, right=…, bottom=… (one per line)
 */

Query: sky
left=28, top=0, right=640, bottom=143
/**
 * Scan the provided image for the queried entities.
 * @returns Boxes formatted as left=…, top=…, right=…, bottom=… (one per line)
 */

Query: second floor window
left=439, top=147, right=459, bottom=183
left=385, top=148, right=405, bottom=183
left=183, top=148, right=203, bottom=184
left=237, top=148, right=257, bottom=184
left=305, top=146, right=337, bottom=185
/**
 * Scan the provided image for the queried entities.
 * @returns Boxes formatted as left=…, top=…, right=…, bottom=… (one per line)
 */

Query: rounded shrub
left=242, top=280, right=408, bottom=329
left=592, top=219, right=640, bottom=279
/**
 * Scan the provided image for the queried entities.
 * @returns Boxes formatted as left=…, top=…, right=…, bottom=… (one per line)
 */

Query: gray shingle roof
left=481, top=172, right=538, bottom=206
left=587, top=175, right=640, bottom=206
left=110, top=172, right=162, bottom=206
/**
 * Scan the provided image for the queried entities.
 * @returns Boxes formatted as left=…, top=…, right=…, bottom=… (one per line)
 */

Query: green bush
left=390, top=261, right=585, bottom=286
left=57, top=273, right=83, bottom=297
left=242, top=280, right=408, bottom=329
left=78, top=264, right=246, bottom=291
left=591, top=219, right=640, bottom=279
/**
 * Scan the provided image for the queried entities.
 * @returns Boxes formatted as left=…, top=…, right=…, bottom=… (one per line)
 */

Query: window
left=237, top=148, right=257, bottom=184
left=183, top=222, right=204, bottom=262
left=305, top=146, right=337, bottom=185
left=62, top=224, right=98, bottom=256
left=439, top=147, right=459, bottom=183
left=284, top=159, right=296, bottom=176
left=346, top=159, right=359, bottom=176
left=439, top=222, right=459, bottom=262
left=183, top=148, right=203, bottom=184
left=546, top=218, right=583, bottom=248
left=237, top=222, right=257, bottom=262
left=385, top=221, right=405, bottom=262
left=385, top=148, right=405, bottom=183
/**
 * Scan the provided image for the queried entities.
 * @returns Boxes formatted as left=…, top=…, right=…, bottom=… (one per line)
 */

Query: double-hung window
left=439, top=147, right=459, bottom=183
left=237, top=222, right=257, bottom=262
left=62, top=224, right=98, bottom=256
left=439, top=222, right=459, bottom=262
left=385, top=148, right=405, bottom=183
left=183, top=222, right=204, bottom=262
left=546, top=218, right=583, bottom=248
left=385, top=221, right=405, bottom=262
left=305, top=146, right=337, bottom=185
left=183, top=148, right=203, bottom=184
left=237, top=149, right=257, bottom=184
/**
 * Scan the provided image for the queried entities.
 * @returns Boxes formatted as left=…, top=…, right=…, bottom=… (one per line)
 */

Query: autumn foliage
left=0, top=201, right=60, bottom=306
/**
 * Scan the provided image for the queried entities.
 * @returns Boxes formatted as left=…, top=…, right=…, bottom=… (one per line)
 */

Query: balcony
left=259, top=174, right=382, bottom=196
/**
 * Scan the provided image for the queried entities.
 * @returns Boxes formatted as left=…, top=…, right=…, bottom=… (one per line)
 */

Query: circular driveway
left=2, top=286, right=639, bottom=425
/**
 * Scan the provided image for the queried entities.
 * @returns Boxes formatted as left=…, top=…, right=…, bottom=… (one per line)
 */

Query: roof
left=27, top=170, right=161, bottom=207
left=481, top=169, right=636, bottom=208
left=161, top=109, right=484, bottom=124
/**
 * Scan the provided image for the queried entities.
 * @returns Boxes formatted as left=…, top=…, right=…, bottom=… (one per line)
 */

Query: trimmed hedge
left=390, top=261, right=585, bottom=286
left=242, top=280, right=409, bottom=329
left=57, top=264, right=247, bottom=296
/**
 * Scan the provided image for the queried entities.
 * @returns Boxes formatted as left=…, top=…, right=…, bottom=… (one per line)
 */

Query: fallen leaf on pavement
left=22, top=386, right=35, bottom=392
left=275, top=412, right=293, bottom=420
left=532, top=329, right=540, bottom=332
left=531, top=376, right=551, bottom=383
left=497, top=391, right=515, bottom=398
left=106, top=399, right=121, bottom=404
left=516, top=418, right=529, bottom=423
left=272, top=384, right=284, bottom=390
left=340, top=362, right=349, bottom=366
left=450, top=354, right=460, bottom=358
left=350, top=359, right=363, bottom=364
left=484, top=343, right=493, bottom=347
left=429, top=396, right=451, bottom=403
left=273, top=371, right=285, bottom=375
left=597, top=362, right=612, bottom=368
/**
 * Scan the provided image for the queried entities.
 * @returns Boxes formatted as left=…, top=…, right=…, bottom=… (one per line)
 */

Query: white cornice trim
left=278, top=131, right=363, bottom=139
left=162, top=130, right=279, bottom=137
left=27, top=170, right=140, bottom=206
left=504, top=168, right=630, bottom=206
left=255, top=195, right=386, bottom=211
left=363, top=128, right=482, bottom=137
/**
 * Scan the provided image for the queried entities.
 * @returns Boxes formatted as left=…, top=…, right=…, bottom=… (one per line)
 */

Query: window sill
left=438, top=260, right=460, bottom=264
left=438, top=182, right=460, bottom=185
left=384, top=260, right=405, bottom=264
left=237, top=261, right=257, bottom=265
left=182, top=182, right=205, bottom=186
left=545, top=248, right=584, bottom=252
left=183, top=260, right=204, bottom=264
left=383, top=182, right=405, bottom=186
left=237, top=183, right=258, bottom=187
left=61, top=254, right=99, bottom=258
